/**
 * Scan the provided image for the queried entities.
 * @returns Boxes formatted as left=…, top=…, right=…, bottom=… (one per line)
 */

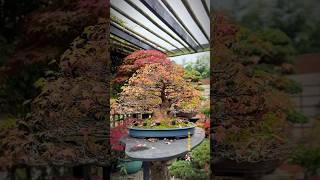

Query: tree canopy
left=113, top=63, right=200, bottom=122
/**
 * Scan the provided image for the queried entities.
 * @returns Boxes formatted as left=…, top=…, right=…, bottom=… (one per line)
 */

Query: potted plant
left=286, top=109, right=311, bottom=142
left=211, top=12, right=295, bottom=178
left=290, top=147, right=320, bottom=179
left=110, top=119, right=142, bottom=175
left=112, top=60, right=201, bottom=138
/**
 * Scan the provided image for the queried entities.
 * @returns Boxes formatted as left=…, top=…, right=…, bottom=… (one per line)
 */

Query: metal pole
left=143, top=161, right=150, bottom=180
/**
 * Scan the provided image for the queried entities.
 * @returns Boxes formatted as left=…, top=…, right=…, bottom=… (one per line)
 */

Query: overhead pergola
left=110, top=0, right=210, bottom=57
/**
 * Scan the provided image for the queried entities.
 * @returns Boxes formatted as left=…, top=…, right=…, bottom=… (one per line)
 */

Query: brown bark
left=152, top=84, right=172, bottom=122
left=150, top=161, right=170, bottom=180
left=153, top=108, right=169, bottom=121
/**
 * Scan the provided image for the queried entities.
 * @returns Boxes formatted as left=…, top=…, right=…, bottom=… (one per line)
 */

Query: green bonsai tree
left=291, top=147, right=320, bottom=179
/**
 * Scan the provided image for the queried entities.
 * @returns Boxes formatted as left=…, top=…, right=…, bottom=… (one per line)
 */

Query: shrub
left=200, top=107, right=210, bottom=117
left=184, top=69, right=202, bottom=82
left=169, top=140, right=210, bottom=179
left=191, top=139, right=210, bottom=168
left=291, top=147, right=320, bottom=178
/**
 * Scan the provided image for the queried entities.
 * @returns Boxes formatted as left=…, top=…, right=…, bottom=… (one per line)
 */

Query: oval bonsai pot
left=176, top=111, right=197, bottom=119
left=189, top=117, right=200, bottom=123
left=128, top=126, right=195, bottom=138
left=214, top=158, right=281, bottom=178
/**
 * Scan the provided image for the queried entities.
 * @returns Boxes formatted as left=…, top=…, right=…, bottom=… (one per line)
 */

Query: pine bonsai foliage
left=113, top=61, right=200, bottom=126
left=0, top=19, right=110, bottom=168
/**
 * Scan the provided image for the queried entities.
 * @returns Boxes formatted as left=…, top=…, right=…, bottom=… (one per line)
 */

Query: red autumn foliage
left=113, top=50, right=172, bottom=84
left=110, top=118, right=138, bottom=151
left=110, top=124, right=126, bottom=151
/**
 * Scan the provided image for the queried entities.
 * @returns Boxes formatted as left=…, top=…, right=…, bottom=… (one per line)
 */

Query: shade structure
left=110, top=0, right=210, bottom=57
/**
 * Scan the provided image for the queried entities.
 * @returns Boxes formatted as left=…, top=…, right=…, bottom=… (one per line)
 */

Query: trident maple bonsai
left=113, top=61, right=201, bottom=128
left=211, top=14, right=295, bottom=178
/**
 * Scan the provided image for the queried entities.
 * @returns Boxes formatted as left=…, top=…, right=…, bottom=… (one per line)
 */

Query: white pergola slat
left=110, top=0, right=210, bottom=57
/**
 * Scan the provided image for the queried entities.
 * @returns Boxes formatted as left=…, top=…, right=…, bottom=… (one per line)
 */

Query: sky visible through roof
left=170, top=51, right=210, bottom=65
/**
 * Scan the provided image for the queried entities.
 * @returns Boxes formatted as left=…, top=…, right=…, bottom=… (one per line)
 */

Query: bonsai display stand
left=120, top=127, right=205, bottom=180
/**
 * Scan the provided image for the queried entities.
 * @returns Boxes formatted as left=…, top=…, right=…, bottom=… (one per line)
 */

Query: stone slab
left=120, top=127, right=205, bottom=161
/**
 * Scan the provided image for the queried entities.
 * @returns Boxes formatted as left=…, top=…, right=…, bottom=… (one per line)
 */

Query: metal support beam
left=160, top=0, right=204, bottom=50
left=143, top=161, right=150, bottom=180
left=111, top=23, right=165, bottom=52
left=111, top=21, right=174, bottom=54
left=110, top=24, right=156, bottom=50
left=201, top=0, right=210, bottom=19
left=111, top=5, right=184, bottom=54
left=111, top=38, right=140, bottom=52
left=123, top=0, right=192, bottom=52
left=139, top=0, right=199, bottom=52
left=110, top=40, right=139, bottom=55
left=182, top=0, right=210, bottom=41
left=169, top=44, right=210, bottom=57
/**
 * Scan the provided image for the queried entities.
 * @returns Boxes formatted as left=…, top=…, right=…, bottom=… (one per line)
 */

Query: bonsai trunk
left=153, top=84, right=172, bottom=123
left=153, top=108, right=169, bottom=122
left=150, top=161, right=170, bottom=180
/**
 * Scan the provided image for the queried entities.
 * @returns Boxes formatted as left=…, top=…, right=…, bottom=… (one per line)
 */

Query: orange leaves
left=115, top=62, right=200, bottom=114
left=113, top=50, right=172, bottom=85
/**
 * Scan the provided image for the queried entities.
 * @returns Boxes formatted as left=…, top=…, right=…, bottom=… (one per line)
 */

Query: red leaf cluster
left=110, top=118, right=137, bottom=151
left=113, top=50, right=172, bottom=84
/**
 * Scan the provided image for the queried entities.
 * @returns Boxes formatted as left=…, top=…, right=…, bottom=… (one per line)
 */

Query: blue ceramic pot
left=128, top=126, right=195, bottom=138
left=118, top=159, right=143, bottom=174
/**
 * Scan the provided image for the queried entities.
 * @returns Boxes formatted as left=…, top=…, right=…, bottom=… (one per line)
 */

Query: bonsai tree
left=0, top=19, right=110, bottom=169
left=0, top=0, right=108, bottom=117
left=291, top=147, right=320, bottom=179
left=212, top=12, right=293, bottom=165
left=113, top=62, right=200, bottom=127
